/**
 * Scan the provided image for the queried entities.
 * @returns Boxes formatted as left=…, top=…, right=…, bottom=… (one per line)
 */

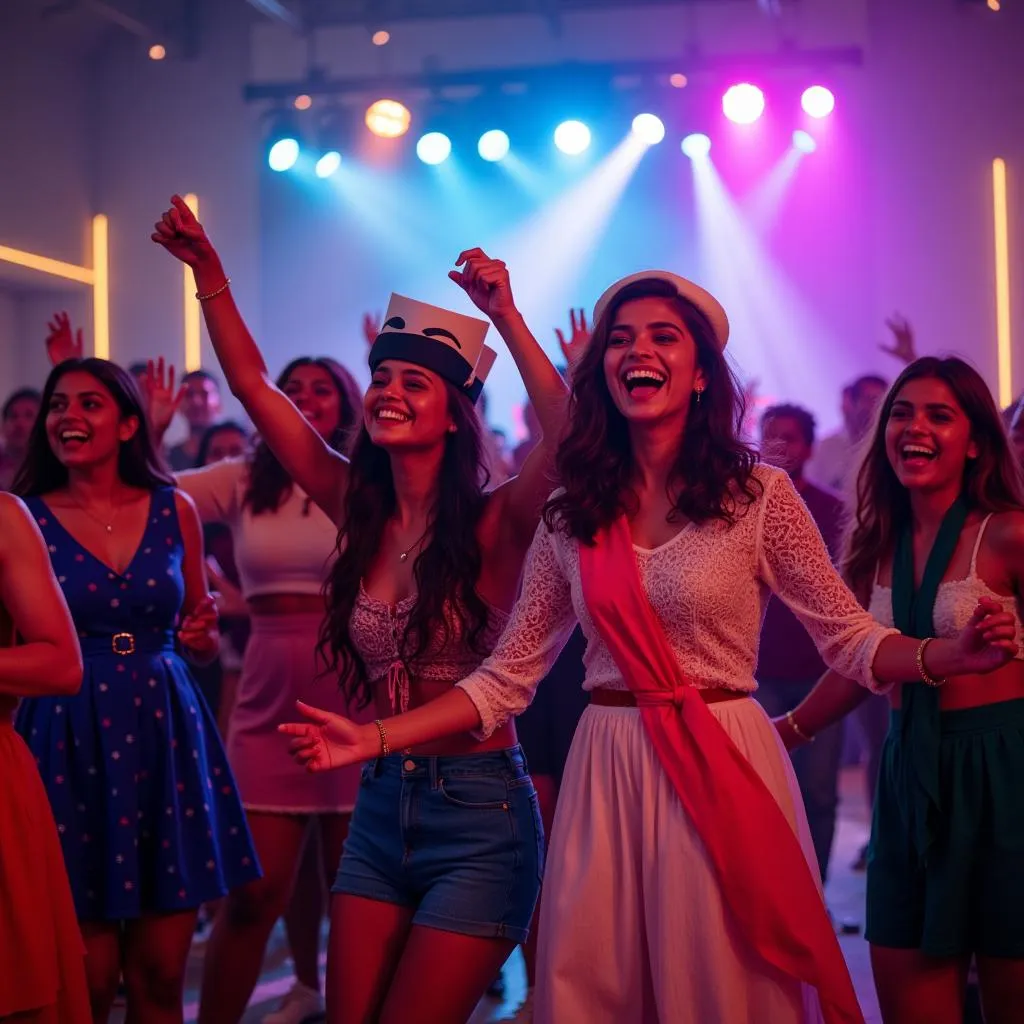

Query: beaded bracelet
left=373, top=718, right=391, bottom=757
left=916, top=637, right=946, bottom=687
left=196, top=278, right=231, bottom=302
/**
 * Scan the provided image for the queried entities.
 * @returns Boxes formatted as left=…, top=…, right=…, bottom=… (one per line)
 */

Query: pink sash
left=578, top=516, right=863, bottom=1024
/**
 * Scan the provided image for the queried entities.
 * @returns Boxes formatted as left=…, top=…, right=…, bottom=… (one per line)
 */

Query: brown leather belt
left=590, top=687, right=749, bottom=708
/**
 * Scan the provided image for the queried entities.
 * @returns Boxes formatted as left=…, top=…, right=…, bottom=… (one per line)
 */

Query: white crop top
left=457, top=464, right=900, bottom=739
left=868, top=513, right=1024, bottom=656
left=177, top=457, right=337, bottom=599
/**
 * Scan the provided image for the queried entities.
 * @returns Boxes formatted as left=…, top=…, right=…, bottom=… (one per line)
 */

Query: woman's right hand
left=151, top=195, right=218, bottom=269
left=772, top=714, right=807, bottom=752
left=143, top=357, right=184, bottom=441
left=45, top=311, right=83, bottom=366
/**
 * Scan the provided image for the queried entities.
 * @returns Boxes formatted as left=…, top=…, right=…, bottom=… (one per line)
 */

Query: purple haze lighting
left=801, top=86, right=835, bottom=119
left=722, top=84, right=765, bottom=125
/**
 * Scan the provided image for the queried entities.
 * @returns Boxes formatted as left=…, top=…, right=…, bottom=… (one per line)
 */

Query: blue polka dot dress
left=16, top=487, right=261, bottom=921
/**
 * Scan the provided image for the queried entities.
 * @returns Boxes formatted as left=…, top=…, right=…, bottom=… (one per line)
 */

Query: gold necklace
left=398, top=528, right=430, bottom=563
left=70, top=495, right=120, bottom=534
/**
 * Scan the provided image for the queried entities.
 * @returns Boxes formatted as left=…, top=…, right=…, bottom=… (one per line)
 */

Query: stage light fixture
left=478, top=130, right=510, bottom=162
left=148, top=44, right=166, bottom=60
left=801, top=86, right=835, bottom=119
left=554, top=120, right=591, bottom=155
left=416, top=132, right=452, bottom=165
left=669, top=73, right=688, bottom=89
left=681, top=133, right=712, bottom=160
left=294, top=94, right=313, bottom=111
left=792, top=130, right=817, bottom=153
left=315, top=151, right=342, bottom=178
left=632, top=113, right=666, bottom=145
left=365, top=99, right=411, bottom=139
left=372, top=29, right=391, bottom=45
left=722, top=84, right=765, bottom=125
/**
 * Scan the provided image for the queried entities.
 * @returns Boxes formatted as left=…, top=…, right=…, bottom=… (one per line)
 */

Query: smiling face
left=203, top=426, right=248, bottom=465
left=45, top=369, right=138, bottom=470
left=884, top=376, right=977, bottom=493
left=181, top=374, right=221, bottom=430
left=364, top=359, right=454, bottom=450
left=602, top=296, right=706, bottom=425
left=282, top=363, right=344, bottom=440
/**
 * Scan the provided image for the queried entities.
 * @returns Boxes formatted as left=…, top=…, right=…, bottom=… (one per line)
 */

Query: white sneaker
left=504, top=989, right=534, bottom=1022
left=261, top=981, right=325, bottom=1024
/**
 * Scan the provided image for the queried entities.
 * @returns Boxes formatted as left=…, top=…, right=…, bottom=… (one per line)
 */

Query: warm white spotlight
left=554, top=120, right=592, bottom=155
left=631, top=113, right=666, bottom=145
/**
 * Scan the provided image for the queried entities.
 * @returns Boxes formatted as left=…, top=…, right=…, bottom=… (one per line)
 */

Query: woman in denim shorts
left=156, top=196, right=567, bottom=1024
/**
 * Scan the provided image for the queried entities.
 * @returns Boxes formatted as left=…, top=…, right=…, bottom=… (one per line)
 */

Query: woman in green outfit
left=779, top=356, right=1024, bottom=1024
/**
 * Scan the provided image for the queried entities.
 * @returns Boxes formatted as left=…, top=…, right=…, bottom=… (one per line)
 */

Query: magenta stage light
left=801, top=86, right=835, bottom=119
left=722, top=84, right=765, bottom=125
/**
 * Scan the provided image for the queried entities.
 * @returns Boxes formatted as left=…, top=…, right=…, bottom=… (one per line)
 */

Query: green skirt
left=866, top=697, right=1024, bottom=957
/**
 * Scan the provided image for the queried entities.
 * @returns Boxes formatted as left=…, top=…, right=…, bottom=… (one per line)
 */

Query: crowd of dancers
left=2, top=192, right=1024, bottom=1024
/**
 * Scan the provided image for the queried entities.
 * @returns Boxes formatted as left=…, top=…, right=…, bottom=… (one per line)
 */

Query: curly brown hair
left=544, top=278, right=760, bottom=542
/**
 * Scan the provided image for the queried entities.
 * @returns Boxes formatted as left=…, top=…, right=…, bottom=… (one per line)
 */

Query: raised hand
left=448, top=248, right=518, bottom=322
left=45, top=311, right=83, bottom=366
left=279, top=701, right=376, bottom=772
left=143, top=358, right=184, bottom=440
left=881, top=313, right=916, bottom=365
left=151, top=195, right=217, bottom=268
left=362, top=312, right=382, bottom=349
left=951, top=597, right=1019, bottom=675
left=555, top=308, right=590, bottom=369
left=178, top=595, right=219, bottom=660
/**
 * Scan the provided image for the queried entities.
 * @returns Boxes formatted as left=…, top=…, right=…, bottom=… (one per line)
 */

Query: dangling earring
left=694, top=386, right=704, bottom=405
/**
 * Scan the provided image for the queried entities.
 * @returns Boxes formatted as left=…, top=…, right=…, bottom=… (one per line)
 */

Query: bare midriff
left=889, top=660, right=1024, bottom=712
left=247, top=594, right=325, bottom=616
left=373, top=674, right=518, bottom=756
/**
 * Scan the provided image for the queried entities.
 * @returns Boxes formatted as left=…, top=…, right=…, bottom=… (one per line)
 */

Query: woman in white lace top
left=284, top=273, right=1015, bottom=1024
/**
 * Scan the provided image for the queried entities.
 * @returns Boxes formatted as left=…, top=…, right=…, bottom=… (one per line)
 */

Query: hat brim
left=591, top=271, right=730, bottom=351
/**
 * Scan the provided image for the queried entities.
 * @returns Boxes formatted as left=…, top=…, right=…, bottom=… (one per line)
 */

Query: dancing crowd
left=2, top=194, right=1023, bottom=1024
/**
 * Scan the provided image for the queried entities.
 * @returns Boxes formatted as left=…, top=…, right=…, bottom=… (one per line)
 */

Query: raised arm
left=152, top=196, right=349, bottom=525
left=759, top=469, right=1018, bottom=691
left=0, top=494, right=83, bottom=696
left=280, top=518, right=580, bottom=769
left=449, top=250, right=569, bottom=548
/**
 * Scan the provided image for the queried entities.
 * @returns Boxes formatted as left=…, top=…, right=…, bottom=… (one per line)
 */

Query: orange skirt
left=0, top=719, right=90, bottom=1022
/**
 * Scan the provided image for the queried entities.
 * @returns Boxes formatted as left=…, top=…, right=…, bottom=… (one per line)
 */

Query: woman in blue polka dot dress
left=13, top=357, right=260, bottom=1024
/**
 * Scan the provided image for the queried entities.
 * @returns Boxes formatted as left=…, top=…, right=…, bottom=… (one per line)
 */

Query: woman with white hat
left=282, top=270, right=1017, bottom=1023
left=153, top=196, right=568, bottom=1023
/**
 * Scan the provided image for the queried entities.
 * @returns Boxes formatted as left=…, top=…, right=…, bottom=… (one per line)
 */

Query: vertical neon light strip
left=91, top=214, right=110, bottom=360
left=993, top=159, right=1012, bottom=408
left=183, top=194, right=202, bottom=371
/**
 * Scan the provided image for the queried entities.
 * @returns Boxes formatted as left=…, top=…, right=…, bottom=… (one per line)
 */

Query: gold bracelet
left=196, top=278, right=231, bottom=302
left=373, top=718, right=391, bottom=757
left=785, top=710, right=815, bottom=743
left=916, top=637, right=946, bottom=687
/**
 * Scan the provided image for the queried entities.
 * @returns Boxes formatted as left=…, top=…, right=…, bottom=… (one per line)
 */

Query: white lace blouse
left=457, top=464, right=899, bottom=738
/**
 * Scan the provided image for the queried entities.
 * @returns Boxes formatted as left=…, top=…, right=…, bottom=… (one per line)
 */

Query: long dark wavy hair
left=12, top=358, right=173, bottom=496
left=844, top=356, right=1024, bottom=596
left=319, top=381, right=491, bottom=709
left=545, top=278, right=760, bottom=542
left=243, top=357, right=361, bottom=514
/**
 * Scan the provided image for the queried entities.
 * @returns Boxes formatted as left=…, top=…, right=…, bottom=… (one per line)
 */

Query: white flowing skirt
left=534, top=698, right=831, bottom=1024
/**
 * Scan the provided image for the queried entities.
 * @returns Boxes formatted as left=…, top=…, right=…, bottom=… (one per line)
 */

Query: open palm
left=279, top=701, right=369, bottom=772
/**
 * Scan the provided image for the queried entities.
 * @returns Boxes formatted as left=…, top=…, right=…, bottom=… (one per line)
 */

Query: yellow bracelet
left=916, top=637, right=946, bottom=687
left=373, top=718, right=391, bottom=757
left=196, top=278, right=231, bottom=302
left=786, top=710, right=815, bottom=743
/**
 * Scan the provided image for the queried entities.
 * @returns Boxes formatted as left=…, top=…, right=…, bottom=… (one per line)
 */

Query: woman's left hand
left=178, top=595, right=219, bottom=661
left=279, top=701, right=378, bottom=772
left=449, top=248, right=518, bottom=323
left=951, top=597, right=1019, bottom=675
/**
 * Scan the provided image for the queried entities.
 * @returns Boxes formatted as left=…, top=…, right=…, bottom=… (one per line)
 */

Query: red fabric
left=578, top=517, right=864, bottom=1024
left=0, top=708, right=90, bottom=1023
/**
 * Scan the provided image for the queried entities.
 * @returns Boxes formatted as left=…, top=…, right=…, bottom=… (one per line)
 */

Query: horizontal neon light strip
left=0, top=244, right=95, bottom=284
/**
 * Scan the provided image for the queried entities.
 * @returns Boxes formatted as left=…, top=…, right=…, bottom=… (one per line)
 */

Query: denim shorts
left=332, top=745, right=544, bottom=943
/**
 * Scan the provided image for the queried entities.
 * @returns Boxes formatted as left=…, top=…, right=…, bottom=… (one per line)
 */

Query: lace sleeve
left=757, top=468, right=898, bottom=693
left=457, top=520, right=578, bottom=739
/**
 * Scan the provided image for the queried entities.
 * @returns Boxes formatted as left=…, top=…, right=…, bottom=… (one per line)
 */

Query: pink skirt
left=227, top=613, right=371, bottom=815
left=535, top=698, right=829, bottom=1024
